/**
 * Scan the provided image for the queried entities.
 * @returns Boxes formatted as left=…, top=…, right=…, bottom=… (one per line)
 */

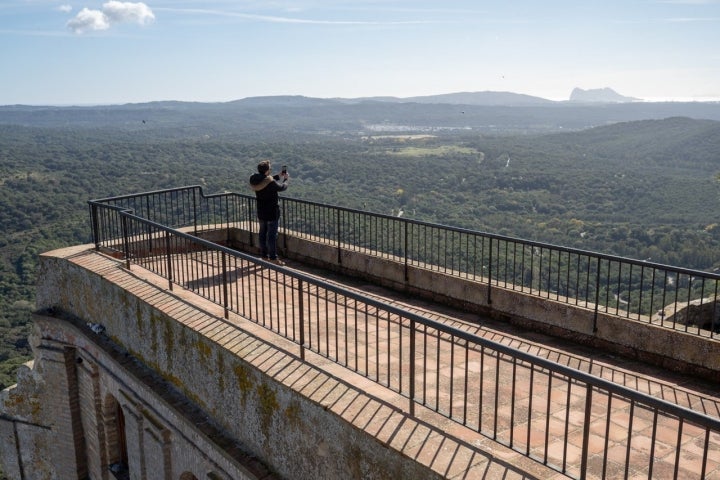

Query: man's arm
left=273, top=173, right=289, bottom=191
left=249, top=176, right=274, bottom=192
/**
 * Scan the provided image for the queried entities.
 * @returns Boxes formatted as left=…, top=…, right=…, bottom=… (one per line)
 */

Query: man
left=249, top=160, right=289, bottom=265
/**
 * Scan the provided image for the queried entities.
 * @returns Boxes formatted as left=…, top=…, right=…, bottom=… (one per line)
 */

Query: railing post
left=225, top=194, right=231, bottom=246
left=221, top=252, right=229, bottom=319
left=281, top=199, right=287, bottom=252
left=193, top=188, right=198, bottom=236
left=121, top=214, right=131, bottom=269
left=409, top=318, right=416, bottom=416
left=579, top=384, right=593, bottom=479
left=712, top=281, right=719, bottom=339
left=145, top=196, right=154, bottom=254
left=248, top=196, right=255, bottom=248
left=487, top=237, right=493, bottom=305
left=593, top=256, right=601, bottom=333
left=90, top=203, right=100, bottom=251
left=165, top=231, right=173, bottom=291
left=336, top=208, right=342, bottom=265
left=299, top=278, right=305, bottom=361
left=404, top=221, right=409, bottom=282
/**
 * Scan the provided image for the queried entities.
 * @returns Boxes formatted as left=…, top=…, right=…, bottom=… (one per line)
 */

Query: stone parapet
left=3, top=245, right=545, bottom=479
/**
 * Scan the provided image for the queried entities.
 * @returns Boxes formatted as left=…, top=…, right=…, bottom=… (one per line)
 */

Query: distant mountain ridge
left=231, top=95, right=343, bottom=107
left=350, top=91, right=555, bottom=106
left=2, top=91, right=720, bottom=134
left=569, top=87, right=640, bottom=103
left=220, top=87, right=642, bottom=106
left=0, top=88, right=640, bottom=111
left=227, top=91, right=554, bottom=107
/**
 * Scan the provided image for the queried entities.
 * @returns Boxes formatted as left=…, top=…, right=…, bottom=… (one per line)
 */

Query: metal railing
left=86, top=192, right=720, bottom=480
left=281, top=197, right=720, bottom=337
left=90, top=186, right=720, bottom=339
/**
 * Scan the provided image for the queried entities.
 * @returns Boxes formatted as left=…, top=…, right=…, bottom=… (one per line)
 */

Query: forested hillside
left=1, top=112, right=719, bottom=389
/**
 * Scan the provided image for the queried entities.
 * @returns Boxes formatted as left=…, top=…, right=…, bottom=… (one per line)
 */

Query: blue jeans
left=258, top=219, right=279, bottom=259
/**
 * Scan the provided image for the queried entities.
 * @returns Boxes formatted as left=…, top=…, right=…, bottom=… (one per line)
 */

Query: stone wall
left=1, top=245, right=457, bottom=479
left=1, top=310, right=266, bottom=480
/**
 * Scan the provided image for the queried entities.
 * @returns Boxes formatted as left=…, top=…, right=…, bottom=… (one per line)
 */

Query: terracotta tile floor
left=135, top=250, right=720, bottom=479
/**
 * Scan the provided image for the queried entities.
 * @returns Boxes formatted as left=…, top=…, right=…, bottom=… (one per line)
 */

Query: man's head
left=257, top=160, right=271, bottom=175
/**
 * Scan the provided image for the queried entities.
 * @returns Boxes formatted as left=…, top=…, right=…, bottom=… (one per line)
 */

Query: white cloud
left=103, top=1, right=155, bottom=25
left=67, top=7, right=110, bottom=33
left=58, top=5, right=73, bottom=13
left=67, top=1, right=155, bottom=34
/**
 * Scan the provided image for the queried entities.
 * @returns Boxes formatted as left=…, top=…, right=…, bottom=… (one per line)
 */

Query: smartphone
left=281, top=165, right=288, bottom=174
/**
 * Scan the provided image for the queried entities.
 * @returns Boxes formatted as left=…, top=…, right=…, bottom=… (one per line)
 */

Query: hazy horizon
left=5, top=89, right=720, bottom=109
left=2, top=0, right=719, bottom=106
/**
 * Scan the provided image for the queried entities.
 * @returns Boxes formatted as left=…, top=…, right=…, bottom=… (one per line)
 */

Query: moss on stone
left=196, top=339, right=212, bottom=363
left=3, top=391, right=42, bottom=422
left=257, top=382, right=278, bottom=419
left=29, top=398, right=41, bottom=418
left=148, top=310, right=160, bottom=355
left=217, top=350, right=225, bottom=393
left=179, top=326, right=187, bottom=348
left=164, top=317, right=174, bottom=363
left=233, top=364, right=254, bottom=405
left=284, top=399, right=302, bottom=427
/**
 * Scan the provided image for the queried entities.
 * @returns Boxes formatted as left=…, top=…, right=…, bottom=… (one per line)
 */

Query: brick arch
left=102, top=393, right=129, bottom=473
left=179, top=473, right=199, bottom=480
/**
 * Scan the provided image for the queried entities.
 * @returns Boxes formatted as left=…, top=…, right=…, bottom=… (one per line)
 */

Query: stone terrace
left=42, top=244, right=720, bottom=479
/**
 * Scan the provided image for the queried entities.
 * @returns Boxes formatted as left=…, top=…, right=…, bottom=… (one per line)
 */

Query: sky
left=1, top=0, right=720, bottom=106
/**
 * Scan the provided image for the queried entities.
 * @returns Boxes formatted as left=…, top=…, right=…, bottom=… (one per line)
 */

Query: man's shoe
left=270, top=258, right=286, bottom=266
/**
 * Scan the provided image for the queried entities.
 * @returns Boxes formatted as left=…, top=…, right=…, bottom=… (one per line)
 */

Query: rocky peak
left=569, top=87, right=640, bottom=103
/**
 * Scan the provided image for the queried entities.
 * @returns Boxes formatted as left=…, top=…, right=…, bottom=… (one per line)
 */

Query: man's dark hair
left=258, top=160, right=271, bottom=174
